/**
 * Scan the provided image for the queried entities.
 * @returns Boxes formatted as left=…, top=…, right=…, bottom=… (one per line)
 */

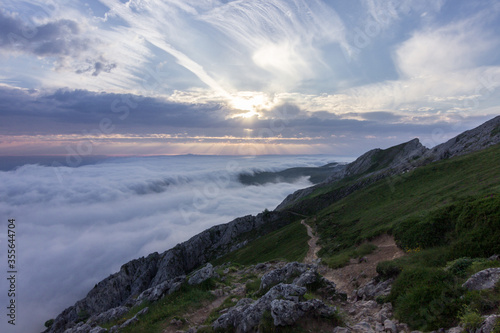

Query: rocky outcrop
left=45, top=211, right=294, bottom=333
left=422, top=115, right=500, bottom=163
left=462, top=268, right=500, bottom=291
left=133, top=275, right=185, bottom=306
left=355, top=278, right=394, bottom=301
left=477, top=314, right=500, bottom=333
left=271, top=298, right=337, bottom=326
left=335, top=138, right=427, bottom=181
left=212, top=262, right=337, bottom=332
left=188, top=263, right=217, bottom=285
left=87, top=306, right=129, bottom=326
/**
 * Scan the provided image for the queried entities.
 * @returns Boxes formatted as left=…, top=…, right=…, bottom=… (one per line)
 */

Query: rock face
left=212, top=262, right=337, bottom=332
left=44, top=211, right=293, bottom=333
left=422, top=115, right=500, bottom=163
left=462, top=268, right=500, bottom=291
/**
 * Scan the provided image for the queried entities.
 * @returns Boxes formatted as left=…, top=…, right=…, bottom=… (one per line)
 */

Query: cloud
left=395, top=17, right=497, bottom=78
left=0, top=85, right=498, bottom=157
left=0, top=154, right=335, bottom=332
left=0, top=10, right=117, bottom=76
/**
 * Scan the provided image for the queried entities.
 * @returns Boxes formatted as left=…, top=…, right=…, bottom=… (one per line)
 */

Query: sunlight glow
left=229, top=91, right=275, bottom=118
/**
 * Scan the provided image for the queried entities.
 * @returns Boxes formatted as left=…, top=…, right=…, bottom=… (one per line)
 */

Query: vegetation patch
left=117, top=280, right=217, bottom=333
left=323, top=243, right=377, bottom=269
left=388, top=267, right=463, bottom=331
left=212, top=219, right=309, bottom=266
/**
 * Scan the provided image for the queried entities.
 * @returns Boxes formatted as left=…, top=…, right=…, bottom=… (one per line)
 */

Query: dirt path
left=300, top=220, right=404, bottom=295
left=320, top=234, right=405, bottom=296
left=301, top=220, right=320, bottom=264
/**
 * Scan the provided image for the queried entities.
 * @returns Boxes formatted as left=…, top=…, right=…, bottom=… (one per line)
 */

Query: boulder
left=462, top=268, right=500, bottom=290
left=270, top=299, right=336, bottom=326
left=476, top=315, right=500, bottom=333
left=356, top=278, right=394, bottom=300
left=213, top=283, right=306, bottom=332
left=188, top=263, right=216, bottom=285
left=259, top=262, right=311, bottom=291
left=383, top=319, right=397, bottom=333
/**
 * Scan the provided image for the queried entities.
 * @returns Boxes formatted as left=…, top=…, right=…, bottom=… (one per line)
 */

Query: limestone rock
left=134, top=275, right=185, bottom=305
left=212, top=283, right=306, bottom=332
left=259, top=262, right=312, bottom=291
left=271, top=299, right=336, bottom=326
left=356, top=278, right=394, bottom=300
left=383, top=319, right=397, bottom=333
left=422, top=115, right=500, bottom=163
left=476, top=315, right=500, bottom=333
left=188, top=263, right=216, bottom=285
left=88, top=306, right=129, bottom=325
left=462, top=268, right=500, bottom=290
left=88, top=327, right=106, bottom=333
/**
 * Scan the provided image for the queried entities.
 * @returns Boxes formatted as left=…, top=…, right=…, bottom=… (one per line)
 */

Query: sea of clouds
left=0, top=154, right=350, bottom=332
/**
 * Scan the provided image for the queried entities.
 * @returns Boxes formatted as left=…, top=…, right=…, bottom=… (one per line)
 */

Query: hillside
left=43, top=116, right=500, bottom=333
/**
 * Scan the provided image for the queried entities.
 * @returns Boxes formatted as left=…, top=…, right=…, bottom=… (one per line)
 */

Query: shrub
left=459, top=306, right=483, bottom=332
left=44, top=319, right=54, bottom=328
left=376, top=260, right=402, bottom=279
left=449, top=196, right=500, bottom=259
left=389, top=267, right=463, bottom=331
left=245, top=279, right=262, bottom=298
left=493, top=317, right=500, bottom=333
left=393, top=205, right=457, bottom=250
left=446, top=257, right=474, bottom=277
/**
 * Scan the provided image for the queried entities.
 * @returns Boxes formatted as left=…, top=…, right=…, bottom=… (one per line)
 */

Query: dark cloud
left=0, top=10, right=116, bottom=75
left=0, top=86, right=494, bottom=149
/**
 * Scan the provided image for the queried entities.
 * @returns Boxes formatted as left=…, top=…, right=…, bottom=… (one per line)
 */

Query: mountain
left=43, top=116, right=500, bottom=333
left=276, top=115, right=500, bottom=211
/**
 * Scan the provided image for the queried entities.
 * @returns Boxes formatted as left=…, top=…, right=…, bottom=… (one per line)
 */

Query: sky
left=1, top=0, right=500, bottom=158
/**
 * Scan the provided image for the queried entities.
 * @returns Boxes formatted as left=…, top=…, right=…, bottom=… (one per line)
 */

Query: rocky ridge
left=44, top=211, right=294, bottom=333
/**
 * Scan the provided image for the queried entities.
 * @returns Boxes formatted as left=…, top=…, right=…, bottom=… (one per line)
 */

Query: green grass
left=323, top=243, right=377, bottom=269
left=314, top=143, right=500, bottom=259
left=117, top=280, right=216, bottom=333
left=212, top=219, right=309, bottom=266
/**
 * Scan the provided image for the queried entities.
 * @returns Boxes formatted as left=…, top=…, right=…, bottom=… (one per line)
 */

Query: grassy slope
left=212, top=219, right=309, bottom=266
left=314, top=143, right=500, bottom=259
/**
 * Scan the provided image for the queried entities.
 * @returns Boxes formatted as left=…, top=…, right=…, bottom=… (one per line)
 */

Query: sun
left=229, top=92, right=273, bottom=118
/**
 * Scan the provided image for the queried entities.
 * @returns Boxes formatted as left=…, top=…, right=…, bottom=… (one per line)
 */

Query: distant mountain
left=238, top=163, right=345, bottom=186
